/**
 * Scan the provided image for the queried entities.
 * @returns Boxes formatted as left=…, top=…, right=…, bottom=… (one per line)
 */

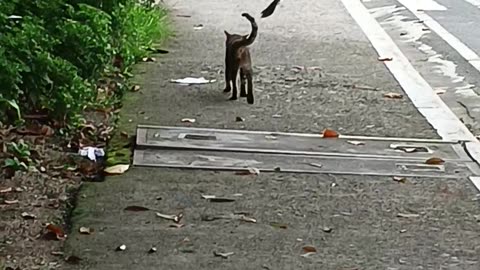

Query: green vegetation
left=0, top=0, right=170, bottom=129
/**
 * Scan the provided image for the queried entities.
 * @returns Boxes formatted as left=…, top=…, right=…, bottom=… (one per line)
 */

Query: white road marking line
left=401, top=0, right=447, bottom=11
left=341, top=0, right=480, bottom=191
left=397, top=0, right=480, bottom=65
left=341, top=0, right=474, bottom=142
left=463, top=0, right=480, bottom=9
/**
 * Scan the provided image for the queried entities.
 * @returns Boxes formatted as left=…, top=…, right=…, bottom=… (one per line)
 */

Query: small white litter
left=78, top=147, right=105, bottom=161
left=8, top=15, right=22, bottom=20
left=170, top=77, right=216, bottom=85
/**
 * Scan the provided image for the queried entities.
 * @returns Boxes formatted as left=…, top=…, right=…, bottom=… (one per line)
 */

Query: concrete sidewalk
left=64, top=0, right=480, bottom=269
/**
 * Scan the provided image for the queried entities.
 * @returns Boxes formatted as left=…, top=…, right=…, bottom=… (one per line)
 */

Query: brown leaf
left=378, top=57, right=393, bottom=61
left=78, top=160, right=98, bottom=175
left=40, top=125, right=55, bottom=136
left=65, top=255, right=82, bottom=265
left=112, top=54, right=124, bottom=69
left=131, top=85, right=141, bottom=92
left=46, top=224, right=66, bottom=240
left=393, top=176, right=407, bottom=183
left=124, top=205, right=150, bottom=212
left=322, top=128, right=339, bottom=138
left=302, top=246, right=317, bottom=253
left=235, top=167, right=260, bottom=175
left=425, top=157, right=445, bottom=165
left=270, top=222, right=288, bottom=229
left=383, top=92, right=403, bottom=99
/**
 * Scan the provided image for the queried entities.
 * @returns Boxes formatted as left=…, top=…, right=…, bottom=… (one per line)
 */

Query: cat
left=223, top=13, right=258, bottom=104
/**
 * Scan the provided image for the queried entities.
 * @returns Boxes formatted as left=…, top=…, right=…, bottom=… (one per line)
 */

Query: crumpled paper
left=78, top=147, right=105, bottom=162
left=170, top=77, right=216, bottom=85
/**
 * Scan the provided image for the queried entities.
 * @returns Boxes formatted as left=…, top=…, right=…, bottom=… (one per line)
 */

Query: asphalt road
left=63, top=0, right=480, bottom=269
left=364, top=0, right=480, bottom=135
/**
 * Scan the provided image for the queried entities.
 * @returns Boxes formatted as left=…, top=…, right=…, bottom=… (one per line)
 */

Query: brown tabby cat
left=223, top=13, right=258, bottom=104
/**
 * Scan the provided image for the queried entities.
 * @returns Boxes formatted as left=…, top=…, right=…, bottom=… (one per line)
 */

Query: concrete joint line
left=341, top=0, right=480, bottom=191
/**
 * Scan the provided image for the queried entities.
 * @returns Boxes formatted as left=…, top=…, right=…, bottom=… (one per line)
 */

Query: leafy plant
left=0, top=0, right=170, bottom=128
left=4, top=140, right=32, bottom=171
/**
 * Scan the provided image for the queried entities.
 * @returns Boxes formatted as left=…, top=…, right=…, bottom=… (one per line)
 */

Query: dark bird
left=261, top=0, right=280, bottom=18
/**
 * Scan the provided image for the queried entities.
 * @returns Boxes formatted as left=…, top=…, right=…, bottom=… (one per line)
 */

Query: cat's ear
left=224, top=30, right=231, bottom=37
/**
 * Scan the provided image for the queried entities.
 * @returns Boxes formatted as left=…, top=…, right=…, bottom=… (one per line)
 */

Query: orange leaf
left=322, top=129, right=339, bottom=138
left=425, top=157, right=445, bottom=165
left=46, top=224, right=66, bottom=240
left=302, top=246, right=317, bottom=253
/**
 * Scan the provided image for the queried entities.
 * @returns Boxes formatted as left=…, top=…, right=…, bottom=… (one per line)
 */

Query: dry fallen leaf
left=235, top=167, right=260, bottom=176
left=393, top=176, right=407, bottom=183
left=21, top=212, right=36, bottom=220
left=434, top=89, right=446, bottom=95
left=116, top=244, right=127, bottom=251
left=383, top=92, right=403, bottom=99
left=425, top=157, right=445, bottom=165
left=51, top=251, right=64, bottom=256
left=214, top=251, right=234, bottom=259
left=4, top=199, right=19, bottom=205
left=104, top=164, right=130, bottom=175
left=201, top=195, right=236, bottom=202
left=0, top=187, right=13, bottom=193
left=65, top=255, right=82, bottom=265
left=124, top=205, right=150, bottom=212
left=79, top=227, right=94, bottom=235
left=235, top=116, right=245, bottom=122
left=308, top=162, right=323, bottom=169
left=46, top=224, right=66, bottom=240
left=378, top=57, right=393, bottom=61
left=270, top=222, right=288, bottom=229
left=131, top=85, right=141, bottom=92
left=156, top=212, right=183, bottom=223
left=322, top=128, right=339, bottom=138
left=347, top=140, right=365, bottom=146
left=397, top=213, right=420, bottom=218
left=302, top=246, right=317, bottom=253
left=181, top=118, right=196, bottom=123
left=142, top=57, right=156, bottom=62
left=322, top=227, right=333, bottom=233
left=148, top=247, right=157, bottom=253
